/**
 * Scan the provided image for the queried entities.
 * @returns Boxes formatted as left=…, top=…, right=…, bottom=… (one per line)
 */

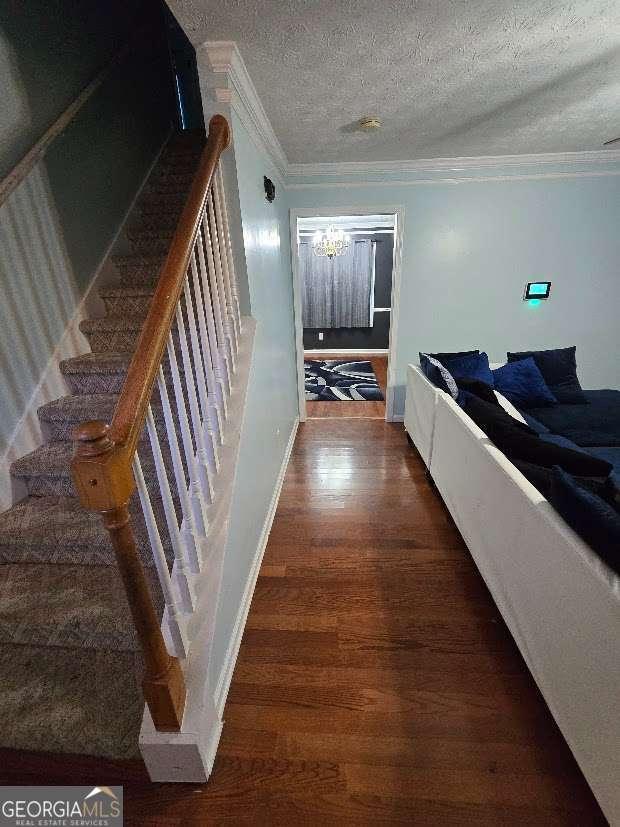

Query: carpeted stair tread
left=80, top=314, right=146, bottom=334
left=38, top=393, right=171, bottom=442
left=0, top=563, right=162, bottom=651
left=98, top=284, right=154, bottom=319
left=60, top=351, right=132, bottom=376
left=79, top=315, right=148, bottom=353
left=0, top=643, right=143, bottom=759
left=79, top=314, right=183, bottom=354
left=112, top=253, right=166, bottom=287
left=12, top=440, right=77, bottom=477
left=143, top=178, right=195, bottom=197
left=127, top=225, right=175, bottom=243
left=99, top=284, right=156, bottom=296
left=112, top=252, right=165, bottom=271
left=138, top=192, right=187, bottom=215
left=11, top=440, right=170, bottom=498
left=127, top=213, right=180, bottom=233
left=147, top=169, right=195, bottom=187
left=127, top=236, right=174, bottom=255
left=155, top=157, right=200, bottom=173
left=0, top=496, right=173, bottom=568
left=60, top=352, right=132, bottom=395
left=98, top=285, right=156, bottom=300
left=39, top=394, right=118, bottom=430
left=59, top=352, right=185, bottom=396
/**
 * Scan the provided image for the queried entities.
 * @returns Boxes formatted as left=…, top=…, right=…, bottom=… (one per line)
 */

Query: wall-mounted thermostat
left=523, top=281, right=551, bottom=301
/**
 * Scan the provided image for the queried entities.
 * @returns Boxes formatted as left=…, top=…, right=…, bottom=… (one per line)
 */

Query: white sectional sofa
left=404, top=363, right=620, bottom=825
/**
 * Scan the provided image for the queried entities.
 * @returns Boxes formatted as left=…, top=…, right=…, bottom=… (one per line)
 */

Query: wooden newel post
left=72, top=421, right=186, bottom=731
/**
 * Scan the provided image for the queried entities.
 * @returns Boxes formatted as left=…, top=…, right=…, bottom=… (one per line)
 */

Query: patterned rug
left=304, top=359, right=384, bottom=402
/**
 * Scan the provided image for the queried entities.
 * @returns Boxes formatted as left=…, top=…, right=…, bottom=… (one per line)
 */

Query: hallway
left=211, top=420, right=604, bottom=824
left=0, top=420, right=604, bottom=824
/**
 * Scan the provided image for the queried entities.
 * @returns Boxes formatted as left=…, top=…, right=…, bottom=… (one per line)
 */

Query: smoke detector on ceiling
left=359, top=116, right=381, bottom=131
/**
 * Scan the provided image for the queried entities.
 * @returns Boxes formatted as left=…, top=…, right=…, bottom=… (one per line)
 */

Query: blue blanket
left=522, top=390, right=620, bottom=447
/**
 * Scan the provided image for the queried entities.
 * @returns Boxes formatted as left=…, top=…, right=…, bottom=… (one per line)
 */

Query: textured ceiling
left=168, top=0, right=620, bottom=163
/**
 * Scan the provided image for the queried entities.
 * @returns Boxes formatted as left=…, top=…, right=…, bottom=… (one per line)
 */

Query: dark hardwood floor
left=0, top=421, right=605, bottom=825
left=305, top=353, right=387, bottom=418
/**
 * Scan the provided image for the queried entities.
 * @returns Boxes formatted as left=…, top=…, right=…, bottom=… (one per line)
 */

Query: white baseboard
left=304, top=348, right=389, bottom=356
left=0, top=130, right=171, bottom=513
left=214, top=416, right=299, bottom=716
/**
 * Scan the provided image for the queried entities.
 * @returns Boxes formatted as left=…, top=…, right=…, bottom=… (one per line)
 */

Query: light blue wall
left=208, top=113, right=298, bottom=687
left=288, top=166, right=620, bottom=415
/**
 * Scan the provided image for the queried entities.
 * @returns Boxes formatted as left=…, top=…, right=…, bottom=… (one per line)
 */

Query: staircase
left=0, top=131, right=205, bottom=759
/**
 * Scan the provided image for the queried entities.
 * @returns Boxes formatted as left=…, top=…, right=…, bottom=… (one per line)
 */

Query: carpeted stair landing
left=0, top=130, right=204, bottom=759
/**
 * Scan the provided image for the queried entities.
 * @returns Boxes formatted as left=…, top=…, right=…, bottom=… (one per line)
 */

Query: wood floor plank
left=0, top=419, right=605, bottom=824
left=222, top=703, right=569, bottom=745
left=343, top=763, right=601, bottom=813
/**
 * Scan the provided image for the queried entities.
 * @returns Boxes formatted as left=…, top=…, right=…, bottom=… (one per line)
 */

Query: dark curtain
left=300, top=239, right=374, bottom=328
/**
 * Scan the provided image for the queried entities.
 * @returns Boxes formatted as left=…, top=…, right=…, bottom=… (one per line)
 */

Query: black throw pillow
left=462, top=394, right=537, bottom=436
left=455, top=378, right=500, bottom=407
left=512, top=459, right=554, bottom=498
left=549, top=467, right=620, bottom=573
left=507, top=346, right=587, bottom=404
left=426, top=349, right=479, bottom=362
left=462, top=395, right=613, bottom=478
left=512, top=459, right=614, bottom=501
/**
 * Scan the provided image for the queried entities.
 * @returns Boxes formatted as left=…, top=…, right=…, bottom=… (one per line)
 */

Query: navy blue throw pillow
left=419, top=353, right=459, bottom=399
left=549, top=467, right=620, bottom=573
left=493, top=358, right=557, bottom=408
left=443, top=351, right=493, bottom=386
left=507, top=346, right=587, bottom=404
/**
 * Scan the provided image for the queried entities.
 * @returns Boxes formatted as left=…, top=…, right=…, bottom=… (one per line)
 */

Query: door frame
left=289, top=206, right=405, bottom=422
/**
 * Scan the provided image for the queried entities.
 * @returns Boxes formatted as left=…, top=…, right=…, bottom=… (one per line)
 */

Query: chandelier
left=312, top=226, right=350, bottom=259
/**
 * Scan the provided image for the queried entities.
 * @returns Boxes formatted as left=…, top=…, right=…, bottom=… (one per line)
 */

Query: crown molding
left=287, top=168, right=620, bottom=189
left=200, top=41, right=288, bottom=181
left=197, top=42, right=620, bottom=188
left=287, top=148, right=620, bottom=178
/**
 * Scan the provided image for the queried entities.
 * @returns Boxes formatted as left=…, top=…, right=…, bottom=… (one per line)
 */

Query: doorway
left=290, top=209, right=403, bottom=422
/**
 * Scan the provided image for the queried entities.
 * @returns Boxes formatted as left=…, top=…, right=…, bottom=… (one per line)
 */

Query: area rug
left=304, top=359, right=384, bottom=402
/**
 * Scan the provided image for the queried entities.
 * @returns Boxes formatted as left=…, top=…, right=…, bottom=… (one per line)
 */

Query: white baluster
left=132, top=454, right=189, bottom=658
left=145, top=406, right=195, bottom=610
left=151, top=394, right=204, bottom=574
left=207, top=191, right=237, bottom=374
left=182, top=274, right=221, bottom=468
left=190, top=247, right=224, bottom=445
left=200, top=215, right=232, bottom=400
left=166, top=328, right=217, bottom=495
left=174, top=302, right=219, bottom=507
left=156, top=364, right=210, bottom=544
left=215, top=163, right=242, bottom=334
left=212, top=168, right=240, bottom=352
